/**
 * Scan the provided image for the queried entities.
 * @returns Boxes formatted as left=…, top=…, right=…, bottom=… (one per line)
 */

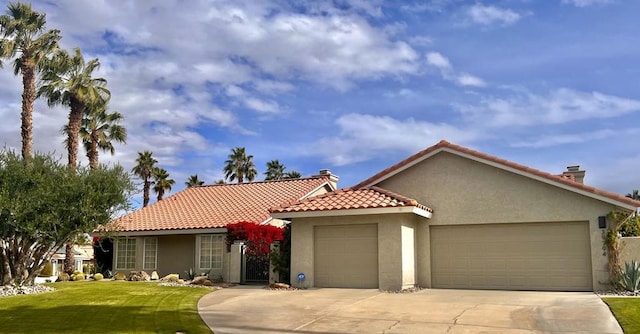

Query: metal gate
left=241, top=245, right=269, bottom=284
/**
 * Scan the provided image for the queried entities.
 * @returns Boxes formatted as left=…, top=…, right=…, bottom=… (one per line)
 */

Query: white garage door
left=314, top=224, right=378, bottom=288
left=430, top=222, right=592, bottom=291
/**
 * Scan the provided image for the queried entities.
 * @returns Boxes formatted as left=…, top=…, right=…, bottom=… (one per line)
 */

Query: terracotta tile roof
left=111, top=177, right=331, bottom=232
left=270, top=186, right=433, bottom=214
left=354, top=140, right=640, bottom=209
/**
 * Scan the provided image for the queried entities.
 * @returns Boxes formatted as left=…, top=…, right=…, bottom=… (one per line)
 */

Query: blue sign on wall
left=297, top=272, right=306, bottom=282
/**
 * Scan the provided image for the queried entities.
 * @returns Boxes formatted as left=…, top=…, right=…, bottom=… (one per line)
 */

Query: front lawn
left=603, top=297, right=640, bottom=334
left=0, top=281, right=213, bottom=334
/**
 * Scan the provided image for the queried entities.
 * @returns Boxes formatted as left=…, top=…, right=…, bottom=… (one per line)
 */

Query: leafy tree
left=153, top=167, right=175, bottom=201
left=132, top=151, right=157, bottom=207
left=185, top=174, right=204, bottom=187
left=223, top=147, right=257, bottom=183
left=0, top=2, right=60, bottom=162
left=0, top=151, right=133, bottom=285
left=38, top=47, right=110, bottom=173
left=264, top=160, right=285, bottom=180
left=627, top=190, right=640, bottom=201
left=284, top=171, right=302, bottom=179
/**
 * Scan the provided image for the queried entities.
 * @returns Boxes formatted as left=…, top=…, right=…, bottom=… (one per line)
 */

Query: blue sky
left=1, top=0, right=639, bottom=207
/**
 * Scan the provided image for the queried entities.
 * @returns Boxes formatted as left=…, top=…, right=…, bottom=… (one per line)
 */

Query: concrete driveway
left=197, top=286, right=622, bottom=334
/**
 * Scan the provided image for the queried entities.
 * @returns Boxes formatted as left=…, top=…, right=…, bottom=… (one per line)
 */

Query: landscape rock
left=190, top=276, right=207, bottom=285
left=113, top=272, right=127, bottom=281
left=150, top=271, right=159, bottom=280
left=160, top=273, right=180, bottom=282
left=0, top=285, right=54, bottom=298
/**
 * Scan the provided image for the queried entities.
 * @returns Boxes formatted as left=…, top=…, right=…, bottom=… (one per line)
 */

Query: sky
left=0, top=0, right=639, bottom=208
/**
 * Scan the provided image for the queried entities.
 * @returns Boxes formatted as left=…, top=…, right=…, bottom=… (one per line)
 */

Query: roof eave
left=271, top=206, right=432, bottom=220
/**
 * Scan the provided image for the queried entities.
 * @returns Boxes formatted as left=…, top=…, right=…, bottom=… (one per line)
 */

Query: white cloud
left=426, top=52, right=486, bottom=87
left=561, top=0, right=613, bottom=7
left=467, top=4, right=521, bottom=26
left=510, top=129, right=617, bottom=148
left=312, top=113, right=477, bottom=166
left=244, top=98, right=281, bottom=114
left=455, top=88, right=640, bottom=127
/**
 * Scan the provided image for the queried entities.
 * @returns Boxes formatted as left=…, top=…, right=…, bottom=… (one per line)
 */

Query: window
left=143, top=237, right=157, bottom=270
left=198, top=235, right=223, bottom=270
left=116, top=237, right=137, bottom=270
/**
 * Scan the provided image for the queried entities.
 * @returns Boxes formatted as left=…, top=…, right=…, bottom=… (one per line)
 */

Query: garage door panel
left=314, top=224, right=378, bottom=288
left=430, top=222, right=592, bottom=291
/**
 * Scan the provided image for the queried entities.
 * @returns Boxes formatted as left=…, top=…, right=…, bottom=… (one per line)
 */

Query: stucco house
left=271, top=140, right=640, bottom=292
left=108, top=171, right=337, bottom=281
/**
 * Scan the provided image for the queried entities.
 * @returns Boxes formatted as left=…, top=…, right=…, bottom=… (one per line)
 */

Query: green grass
left=604, top=297, right=640, bottom=334
left=0, top=281, right=213, bottom=334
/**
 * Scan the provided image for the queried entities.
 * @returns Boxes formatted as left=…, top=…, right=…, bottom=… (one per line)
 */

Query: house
left=51, top=245, right=94, bottom=275
left=107, top=171, right=337, bottom=281
left=270, top=140, right=640, bottom=292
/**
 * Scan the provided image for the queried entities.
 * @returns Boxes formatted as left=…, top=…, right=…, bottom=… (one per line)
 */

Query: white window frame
left=143, top=237, right=158, bottom=270
left=196, top=235, right=224, bottom=270
left=115, top=237, right=137, bottom=270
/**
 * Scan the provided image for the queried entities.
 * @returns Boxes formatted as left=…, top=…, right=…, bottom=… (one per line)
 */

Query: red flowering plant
left=226, top=221, right=284, bottom=259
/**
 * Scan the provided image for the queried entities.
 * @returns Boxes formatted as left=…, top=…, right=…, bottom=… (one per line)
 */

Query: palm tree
left=185, top=174, right=204, bottom=187
left=38, top=47, right=110, bottom=173
left=153, top=167, right=175, bottom=201
left=223, top=147, right=257, bottom=183
left=627, top=190, right=640, bottom=201
left=0, top=2, right=60, bottom=162
left=264, top=160, right=285, bottom=180
left=62, top=101, right=126, bottom=169
left=132, top=151, right=157, bottom=207
left=284, top=170, right=302, bottom=179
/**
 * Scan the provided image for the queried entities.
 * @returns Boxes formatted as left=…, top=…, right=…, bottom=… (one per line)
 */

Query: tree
left=185, top=174, right=204, bottom=187
left=627, top=190, right=640, bottom=201
left=0, top=151, right=133, bottom=285
left=0, top=2, right=60, bottom=162
left=153, top=167, right=175, bottom=201
left=264, top=160, right=286, bottom=180
left=284, top=171, right=302, bottom=179
left=80, top=101, right=126, bottom=170
left=132, top=151, right=157, bottom=207
left=223, top=147, right=257, bottom=183
left=38, top=47, right=110, bottom=173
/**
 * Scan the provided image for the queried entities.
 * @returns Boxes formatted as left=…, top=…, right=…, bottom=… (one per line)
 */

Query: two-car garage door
left=430, top=222, right=592, bottom=291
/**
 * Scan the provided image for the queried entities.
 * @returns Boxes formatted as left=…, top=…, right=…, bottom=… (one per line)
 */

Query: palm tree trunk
left=20, top=59, right=35, bottom=164
left=88, top=131, right=99, bottom=169
left=157, top=189, right=163, bottom=201
left=63, top=244, right=74, bottom=275
left=143, top=177, right=150, bottom=207
left=67, top=99, right=85, bottom=173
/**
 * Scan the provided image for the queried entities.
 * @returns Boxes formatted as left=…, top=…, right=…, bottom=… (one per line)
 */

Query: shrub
left=114, top=272, right=127, bottom=281
left=73, top=270, right=82, bottom=276
left=72, top=273, right=85, bottom=281
left=57, top=273, right=70, bottom=282
left=93, top=273, right=104, bottom=281
left=38, top=262, right=54, bottom=277
left=619, top=261, right=640, bottom=293
left=184, top=268, right=196, bottom=280
left=226, top=221, right=284, bottom=255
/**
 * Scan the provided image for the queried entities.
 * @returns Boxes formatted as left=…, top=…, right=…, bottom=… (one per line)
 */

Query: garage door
left=314, top=224, right=378, bottom=288
left=430, top=222, right=592, bottom=291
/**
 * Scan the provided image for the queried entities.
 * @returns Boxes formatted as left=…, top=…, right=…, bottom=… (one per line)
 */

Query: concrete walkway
left=197, top=286, right=622, bottom=334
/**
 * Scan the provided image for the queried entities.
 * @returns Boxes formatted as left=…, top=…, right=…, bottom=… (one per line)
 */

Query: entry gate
left=241, top=245, right=269, bottom=284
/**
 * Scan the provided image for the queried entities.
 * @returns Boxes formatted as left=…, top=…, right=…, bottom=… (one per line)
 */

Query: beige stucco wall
left=157, top=235, right=195, bottom=277
left=621, top=237, right=640, bottom=264
left=376, top=152, right=619, bottom=290
left=290, top=213, right=424, bottom=291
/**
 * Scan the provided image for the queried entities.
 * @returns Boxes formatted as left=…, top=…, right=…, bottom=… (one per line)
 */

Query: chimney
left=563, top=165, right=586, bottom=184
left=315, top=169, right=339, bottom=190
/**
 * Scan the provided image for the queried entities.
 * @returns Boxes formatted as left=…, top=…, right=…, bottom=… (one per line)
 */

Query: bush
left=57, top=273, right=70, bottom=282
left=93, top=273, right=104, bottom=281
left=38, top=262, right=54, bottom=277
left=73, top=270, right=82, bottom=276
left=619, top=261, right=640, bottom=293
left=72, top=273, right=85, bottom=281
left=184, top=268, right=196, bottom=280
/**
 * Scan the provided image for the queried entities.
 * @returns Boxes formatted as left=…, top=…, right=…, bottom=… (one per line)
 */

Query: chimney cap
left=319, top=169, right=332, bottom=175
left=567, top=165, right=581, bottom=172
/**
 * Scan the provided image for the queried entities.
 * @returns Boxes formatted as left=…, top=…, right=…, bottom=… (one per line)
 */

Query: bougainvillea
left=226, top=221, right=284, bottom=256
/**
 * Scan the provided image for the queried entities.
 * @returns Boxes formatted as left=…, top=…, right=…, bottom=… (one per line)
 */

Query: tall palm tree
left=61, top=101, right=127, bottom=169
left=223, top=147, right=257, bottom=183
left=284, top=170, right=302, bottom=179
left=627, top=190, right=640, bottom=201
left=38, top=47, right=110, bottom=173
left=132, top=151, right=157, bottom=207
left=185, top=174, right=204, bottom=187
left=264, top=160, right=285, bottom=180
left=0, top=2, right=60, bottom=162
left=153, top=167, right=175, bottom=201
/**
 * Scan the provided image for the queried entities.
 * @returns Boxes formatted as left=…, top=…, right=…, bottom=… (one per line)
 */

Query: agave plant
left=619, top=260, right=640, bottom=293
